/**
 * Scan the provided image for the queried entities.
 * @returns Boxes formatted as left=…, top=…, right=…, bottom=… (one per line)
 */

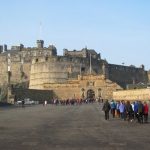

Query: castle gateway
left=29, top=73, right=122, bottom=100
left=0, top=40, right=149, bottom=101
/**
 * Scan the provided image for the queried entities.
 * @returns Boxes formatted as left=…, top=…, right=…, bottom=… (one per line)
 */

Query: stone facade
left=30, top=74, right=122, bottom=100
left=113, top=89, right=150, bottom=101
left=107, top=64, right=148, bottom=88
left=63, top=48, right=101, bottom=59
left=148, top=70, right=150, bottom=82
left=0, top=40, right=57, bottom=87
left=0, top=40, right=149, bottom=100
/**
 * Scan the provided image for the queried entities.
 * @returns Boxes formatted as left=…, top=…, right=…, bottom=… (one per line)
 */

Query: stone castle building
left=0, top=40, right=149, bottom=100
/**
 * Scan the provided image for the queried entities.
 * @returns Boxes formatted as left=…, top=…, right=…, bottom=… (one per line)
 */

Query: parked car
left=16, top=98, right=35, bottom=105
left=16, top=100, right=22, bottom=105
left=24, top=98, right=35, bottom=105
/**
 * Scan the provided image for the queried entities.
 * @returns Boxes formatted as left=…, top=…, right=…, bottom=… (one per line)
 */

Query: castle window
left=45, top=57, right=48, bottom=61
left=35, top=58, right=38, bottom=62
left=88, top=81, right=94, bottom=86
left=81, top=67, right=85, bottom=72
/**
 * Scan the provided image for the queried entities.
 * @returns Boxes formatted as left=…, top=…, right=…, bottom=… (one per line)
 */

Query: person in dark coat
left=134, top=101, right=139, bottom=121
left=125, top=101, right=133, bottom=122
left=22, top=99, right=25, bottom=108
left=102, top=100, right=111, bottom=120
left=138, top=101, right=144, bottom=123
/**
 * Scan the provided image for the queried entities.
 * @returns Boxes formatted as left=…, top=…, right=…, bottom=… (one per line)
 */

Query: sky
left=0, top=0, right=150, bottom=70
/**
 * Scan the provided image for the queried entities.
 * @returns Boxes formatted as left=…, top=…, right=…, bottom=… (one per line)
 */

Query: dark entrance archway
left=87, top=89, right=95, bottom=99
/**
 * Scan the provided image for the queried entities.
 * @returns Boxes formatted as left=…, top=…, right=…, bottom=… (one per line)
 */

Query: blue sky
left=0, top=0, right=150, bottom=70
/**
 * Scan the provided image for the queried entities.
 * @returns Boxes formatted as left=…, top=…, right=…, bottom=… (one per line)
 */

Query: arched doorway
left=87, top=89, right=95, bottom=99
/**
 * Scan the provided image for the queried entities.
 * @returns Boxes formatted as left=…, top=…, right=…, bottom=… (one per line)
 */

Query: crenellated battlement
left=63, top=48, right=101, bottom=59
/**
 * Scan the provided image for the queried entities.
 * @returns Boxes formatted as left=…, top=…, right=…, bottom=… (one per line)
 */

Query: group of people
left=102, top=99, right=149, bottom=123
left=52, top=98, right=96, bottom=106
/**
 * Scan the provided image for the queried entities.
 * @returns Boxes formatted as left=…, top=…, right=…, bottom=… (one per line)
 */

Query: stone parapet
left=113, top=89, right=150, bottom=101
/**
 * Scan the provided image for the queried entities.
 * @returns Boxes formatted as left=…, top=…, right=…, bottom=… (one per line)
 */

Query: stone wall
left=30, top=74, right=122, bottom=100
left=63, top=48, right=101, bottom=59
left=29, top=62, right=69, bottom=89
left=29, top=56, right=105, bottom=89
left=12, top=88, right=53, bottom=103
left=0, top=42, right=57, bottom=87
left=63, top=49, right=87, bottom=58
left=113, top=89, right=150, bottom=101
left=0, top=41, right=149, bottom=95
left=108, top=64, right=148, bottom=88
left=0, top=57, right=8, bottom=85
left=148, top=71, right=150, bottom=82
left=0, top=55, right=30, bottom=86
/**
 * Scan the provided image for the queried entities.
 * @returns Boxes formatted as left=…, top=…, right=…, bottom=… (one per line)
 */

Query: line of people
left=52, top=98, right=96, bottom=106
left=102, top=100, right=149, bottom=123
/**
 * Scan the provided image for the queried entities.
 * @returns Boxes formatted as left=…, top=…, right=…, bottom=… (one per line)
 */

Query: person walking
left=44, top=100, right=47, bottom=106
left=137, top=101, right=144, bottom=123
left=119, top=101, right=125, bottom=120
left=22, top=99, right=25, bottom=108
left=110, top=100, right=116, bottom=118
left=116, top=101, right=120, bottom=118
left=134, top=101, right=139, bottom=121
left=102, top=100, right=111, bottom=120
left=43, top=100, right=47, bottom=106
left=125, top=101, right=133, bottom=122
left=143, top=101, right=149, bottom=123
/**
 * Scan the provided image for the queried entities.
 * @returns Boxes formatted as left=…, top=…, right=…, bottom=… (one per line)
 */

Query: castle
left=0, top=40, right=149, bottom=101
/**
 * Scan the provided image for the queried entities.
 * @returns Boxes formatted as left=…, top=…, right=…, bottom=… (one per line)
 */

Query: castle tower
left=48, top=45, right=57, bottom=56
left=4, top=44, right=7, bottom=52
left=0, top=45, right=3, bottom=53
left=37, top=40, right=44, bottom=48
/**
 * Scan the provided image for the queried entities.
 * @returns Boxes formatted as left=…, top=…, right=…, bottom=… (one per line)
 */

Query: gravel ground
left=0, top=103, right=149, bottom=150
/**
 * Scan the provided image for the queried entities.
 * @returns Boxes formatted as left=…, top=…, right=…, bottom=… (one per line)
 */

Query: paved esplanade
left=0, top=103, right=150, bottom=150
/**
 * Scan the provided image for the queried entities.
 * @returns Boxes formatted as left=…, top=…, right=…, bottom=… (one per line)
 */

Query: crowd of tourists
left=51, top=98, right=96, bottom=106
left=102, top=99, right=149, bottom=123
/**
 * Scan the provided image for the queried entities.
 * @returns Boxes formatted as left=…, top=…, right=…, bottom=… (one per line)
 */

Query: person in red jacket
left=143, top=101, right=149, bottom=123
